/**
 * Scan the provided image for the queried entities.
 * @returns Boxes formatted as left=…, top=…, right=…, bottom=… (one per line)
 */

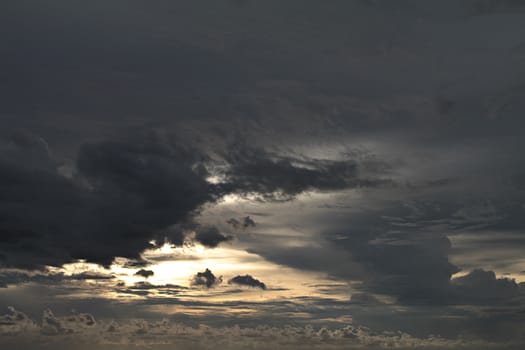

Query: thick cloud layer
left=0, top=131, right=216, bottom=268
left=0, top=129, right=377, bottom=269
left=2, top=1, right=525, bottom=346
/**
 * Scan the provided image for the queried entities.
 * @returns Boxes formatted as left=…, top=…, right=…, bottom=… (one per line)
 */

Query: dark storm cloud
left=2, top=0, right=525, bottom=344
left=0, top=127, right=386, bottom=269
left=191, top=269, right=222, bottom=288
left=329, top=200, right=525, bottom=305
left=228, top=275, right=267, bottom=290
left=246, top=194, right=525, bottom=306
left=0, top=130, right=216, bottom=268
left=0, top=1, right=250, bottom=120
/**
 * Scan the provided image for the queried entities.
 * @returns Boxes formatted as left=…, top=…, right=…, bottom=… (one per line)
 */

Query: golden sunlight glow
left=42, top=240, right=353, bottom=312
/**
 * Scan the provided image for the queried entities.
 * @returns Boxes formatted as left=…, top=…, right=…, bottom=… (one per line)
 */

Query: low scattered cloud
left=191, top=269, right=222, bottom=288
left=134, top=269, right=154, bottom=279
left=41, top=308, right=96, bottom=336
left=0, top=307, right=518, bottom=350
left=228, top=275, right=267, bottom=290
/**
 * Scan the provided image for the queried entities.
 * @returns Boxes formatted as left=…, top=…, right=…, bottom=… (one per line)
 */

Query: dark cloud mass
left=1, top=1, right=525, bottom=348
left=0, top=130, right=373, bottom=268
left=0, top=131, right=216, bottom=268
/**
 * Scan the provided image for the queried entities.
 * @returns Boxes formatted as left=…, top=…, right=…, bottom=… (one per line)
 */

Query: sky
left=1, top=1, right=525, bottom=349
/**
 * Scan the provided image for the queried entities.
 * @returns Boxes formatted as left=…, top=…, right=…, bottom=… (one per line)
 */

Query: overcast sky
left=2, top=1, right=525, bottom=349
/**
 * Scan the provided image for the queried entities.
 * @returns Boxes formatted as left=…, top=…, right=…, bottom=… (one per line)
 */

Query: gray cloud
left=226, top=216, right=256, bottom=230
left=0, top=130, right=217, bottom=268
left=0, top=270, right=115, bottom=288
left=220, top=143, right=391, bottom=201
left=451, top=269, right=523, bottom=303
left=38, top=309, right=96, bottom=337
left=191, top=269, right=222, bottom=288
left=2, top=0, right=525, bottom=345
left=194, top=226, right=232, bottom=248
left=1, top=307, right=517, bottom=350
left=134, top=269, right=154, bottom=279
left=228, top=275, right=267, bottom=290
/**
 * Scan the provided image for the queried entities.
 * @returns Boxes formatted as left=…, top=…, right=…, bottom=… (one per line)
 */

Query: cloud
left=220, top=143, right=391, bottom=201
left=40, top=309, right=97, bottom=336
left=2, top=1, right=525, bottom=342
left=451, top=269, right=523, bottom=302
left=191, top=269, right=222, bottom=288
left=134, top=269, right=154, bottom=279
left=194, top=226, right=232, bottom=248
left=0, top=131, right=217, bottom=269
left=226, top=218, right=241, bottom=229
left=0, top=130, right=391, bottom=270
left=242, top=216, right=256, bottom=228
left=226, top=216, right=256, bottom=230
left=122, top=259, right=150, bottom=268
left=116, top=281, right=186, bottom=297
left=349, top=293, right=383, bottom=305
left=228, top=274, right=267, bottom=290
left=0, top=307, right=36, bottom=335
left=0, top=270, right=115, bottom=288
left=0, top=307, right=516, bottom=350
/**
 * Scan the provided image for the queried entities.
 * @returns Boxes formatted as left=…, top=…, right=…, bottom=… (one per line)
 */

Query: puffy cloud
left=134, top=269, right=154, bottom=279
left=228, top=274, right=267, bottom=290
left=41, top=309, right=96, bottom=336
left=191, top=269, right=222, bottom=288
left=0, top=307, right=516, bottom=349
left=0, top=307, right=36, bottom=335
